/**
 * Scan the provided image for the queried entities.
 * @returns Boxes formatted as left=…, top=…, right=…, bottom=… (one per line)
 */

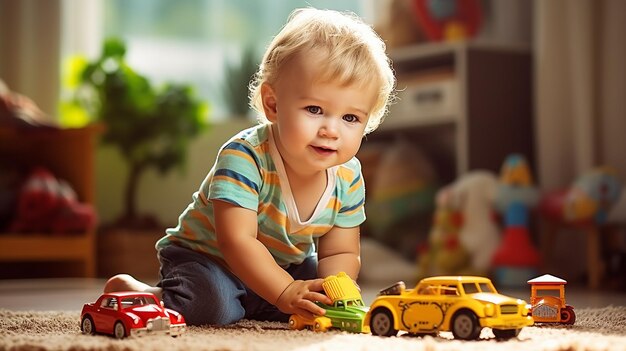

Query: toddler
left=105, top=7, right=396, bottom=326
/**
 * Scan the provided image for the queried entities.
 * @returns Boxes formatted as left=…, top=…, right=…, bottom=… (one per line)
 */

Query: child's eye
left=306, top=106, right=322, bottom=115
left=343, top=114, right=359, bottom=123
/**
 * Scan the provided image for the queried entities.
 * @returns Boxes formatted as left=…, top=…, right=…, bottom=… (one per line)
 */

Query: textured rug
left=1, top=306, right=626, bottom=351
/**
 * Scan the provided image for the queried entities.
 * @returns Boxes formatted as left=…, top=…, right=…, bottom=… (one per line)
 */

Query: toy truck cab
left=527, top=274, right=575, bottom=324
left=288, top=272, right=369, bottom=333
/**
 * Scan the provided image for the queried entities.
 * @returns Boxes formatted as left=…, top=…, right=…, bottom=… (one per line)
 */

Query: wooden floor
left=0, top=278, right=625, bottom=311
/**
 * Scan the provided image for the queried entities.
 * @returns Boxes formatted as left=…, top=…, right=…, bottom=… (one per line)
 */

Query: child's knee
left=159, top=261, right=246, bottom=326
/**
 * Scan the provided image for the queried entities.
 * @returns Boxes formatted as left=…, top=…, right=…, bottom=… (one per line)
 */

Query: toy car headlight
left=522, top=303, right=531, bottom=316
left=127, top=313, right=140, bottom=325
left=484, top=303, right=495, bottom=317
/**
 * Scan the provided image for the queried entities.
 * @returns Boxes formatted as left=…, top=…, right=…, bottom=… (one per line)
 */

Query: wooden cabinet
left=0, top=125, right=101, bottom=277
left=364, top=42, right=534, bottom=184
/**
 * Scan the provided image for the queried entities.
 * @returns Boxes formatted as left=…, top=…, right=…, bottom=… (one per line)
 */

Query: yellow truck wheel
left=288, top=315, right=304, bottom=330
left=313, top=317, right=331, bottom=332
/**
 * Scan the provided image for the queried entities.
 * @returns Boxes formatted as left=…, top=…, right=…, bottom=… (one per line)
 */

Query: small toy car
left=288, top=272, right=370, bottom=333
left=365, top=276, right=533, bottom=340
left=80, top=291, right=186, bottom=338
left=527, top=274, right=575, bottom=324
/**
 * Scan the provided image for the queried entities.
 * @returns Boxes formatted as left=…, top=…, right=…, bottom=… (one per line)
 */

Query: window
left=463, top=283, right=479, bottom=294
left=418, top=284, right=436, bottom=295
left=441, top=285, right=459, bottom=296
left=121, top=296, right=150, bottom=308
left=62, top=0, right=373, bottom=122
left=536, top=289, right=561, bottom=298
left=101, top=297, right=118, bottom=310
left=479, top=282, right=495, bottom=293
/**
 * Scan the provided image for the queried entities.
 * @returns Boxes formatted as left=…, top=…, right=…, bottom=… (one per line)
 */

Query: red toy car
left=80, top=291, right=186, bottom=338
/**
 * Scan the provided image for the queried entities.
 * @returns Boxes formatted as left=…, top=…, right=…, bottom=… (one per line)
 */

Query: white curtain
left=0, top=0, right=61, bottom=117
left=534, top=0, right=626, bottom=189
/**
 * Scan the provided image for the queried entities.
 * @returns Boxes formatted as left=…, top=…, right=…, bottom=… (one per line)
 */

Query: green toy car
left=288, top=272, right=370, bottom=333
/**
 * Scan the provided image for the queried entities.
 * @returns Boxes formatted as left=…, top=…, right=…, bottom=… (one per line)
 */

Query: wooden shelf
left=365, top=42, right=534, bottom=183
left=0, top=125, right=101, bottom=277
left=0, top=232, right=96, bottom=276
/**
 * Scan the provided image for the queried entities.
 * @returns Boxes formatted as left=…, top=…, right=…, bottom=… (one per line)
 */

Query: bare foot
left=104, top=274, right=163, bottom=299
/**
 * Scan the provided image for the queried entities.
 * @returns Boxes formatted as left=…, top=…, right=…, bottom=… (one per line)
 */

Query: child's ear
left=261, top=83, right=278, bottom=122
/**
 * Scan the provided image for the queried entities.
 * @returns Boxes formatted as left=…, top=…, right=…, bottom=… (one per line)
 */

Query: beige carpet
left=1, top=306, right=626, bottom=351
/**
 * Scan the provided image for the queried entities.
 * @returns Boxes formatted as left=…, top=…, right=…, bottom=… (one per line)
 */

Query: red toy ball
left=412, top=0, right=482, bottom=41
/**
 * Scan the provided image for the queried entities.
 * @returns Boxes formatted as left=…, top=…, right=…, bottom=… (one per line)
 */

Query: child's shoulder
left=217, top=124, right=273, bottom=168
left=340, top=156, right=361, bottom=170
left=229, top=123, right=270, bottom=148
left=336, top=157, right=363, bottom=182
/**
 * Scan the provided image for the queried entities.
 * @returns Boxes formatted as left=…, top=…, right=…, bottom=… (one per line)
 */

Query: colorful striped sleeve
left=334, top=157, right=366, bottom=228
left=207, top=140, right=262, bottom=211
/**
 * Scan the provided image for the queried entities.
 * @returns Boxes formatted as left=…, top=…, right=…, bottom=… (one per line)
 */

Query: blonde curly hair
left=249, top=7, right=396, bottom=135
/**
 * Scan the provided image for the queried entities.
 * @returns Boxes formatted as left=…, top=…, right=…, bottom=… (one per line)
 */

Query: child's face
left=263, top=54, right=378, bottom=175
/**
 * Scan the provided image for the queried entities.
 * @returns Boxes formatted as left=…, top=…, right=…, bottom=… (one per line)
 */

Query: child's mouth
left=311, top=145, right=336, bottom=155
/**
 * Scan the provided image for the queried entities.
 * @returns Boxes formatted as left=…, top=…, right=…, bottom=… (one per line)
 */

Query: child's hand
left=275, top=279, right=333, bottom=320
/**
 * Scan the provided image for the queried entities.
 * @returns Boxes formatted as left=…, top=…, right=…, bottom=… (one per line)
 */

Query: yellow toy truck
left=527, top=274, right=576, bottom=324
left=365, top=276, right=533, bottom=340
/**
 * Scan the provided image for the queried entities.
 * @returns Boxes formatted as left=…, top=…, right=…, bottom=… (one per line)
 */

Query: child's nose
left=319, top=117, right=339, bottom=138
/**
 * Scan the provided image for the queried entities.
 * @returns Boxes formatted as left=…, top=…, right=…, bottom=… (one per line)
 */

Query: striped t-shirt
left=155, top=123, right=366, bottom=267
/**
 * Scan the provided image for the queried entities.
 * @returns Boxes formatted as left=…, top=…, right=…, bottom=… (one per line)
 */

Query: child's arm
left=214, top=200, right=332, bottom=319
left=316, top=226, right=361, bottom=280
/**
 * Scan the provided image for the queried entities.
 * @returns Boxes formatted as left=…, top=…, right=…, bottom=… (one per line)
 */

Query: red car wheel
left=81, top=315, right=96, bottom=335
left=113, top=321, right=126, bottom=339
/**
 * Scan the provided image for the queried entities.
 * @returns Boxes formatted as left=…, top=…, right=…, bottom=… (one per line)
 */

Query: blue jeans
left=156, top=245, right=318, bottom=326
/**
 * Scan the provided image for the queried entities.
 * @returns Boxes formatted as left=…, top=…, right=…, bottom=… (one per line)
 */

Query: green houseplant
left=222, top=46, right=258, bottom=118
left=64, top=38, right=209, bottom=229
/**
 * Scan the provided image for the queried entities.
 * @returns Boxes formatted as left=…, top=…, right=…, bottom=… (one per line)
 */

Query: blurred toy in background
left=0, top=79, right=59, bottom=231
left=540, top=167, right=622, bottom=226
left=10, top=167, right=97, bottom=234
left=491, top=154, right=541, bottom=288
left=0, top=79, right=57, bottom=129
left=452, top=171, right=500, bottom=274
left=419, top=171, right=499, bottom=277
left=365, top=138, right=437, bottom=261
left=412, top=0, right=483, bottom=42
left=539, top=167, right=623, bottom=289
left=417, top=185, right=471, bottom=278
left=527, top=274, right=575, bottom=325
left=10, top=168, right=58, bottom=233
left=375, top=0, right=426, bottom=50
